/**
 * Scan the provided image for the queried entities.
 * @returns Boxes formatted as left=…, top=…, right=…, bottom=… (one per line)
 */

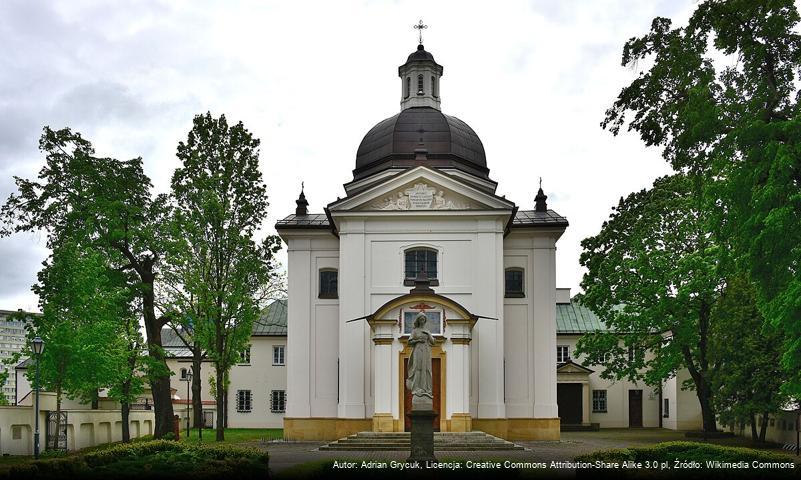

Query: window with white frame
left=557, top=345, right=570, bottom=364
left=592, top=390, right=607, bottom=412
left=239, top=345, right=251, bottom=365
left=270, top=390, right=286, bottom=413
left=273, top=345, right=285, bottom=366
left=402, top=311, right=442, bottom=336
left=180, top=368, right=188, bottom=380
left=236, top=390, right=252, bottom=412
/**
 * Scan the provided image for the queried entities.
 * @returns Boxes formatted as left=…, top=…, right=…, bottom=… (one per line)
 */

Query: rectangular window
left=404, top=249, right=437, bottom=281
left=236, top=390, right=252, bottom=413
left=270, top=390, right=286, bottom=413
left=273, top=345, right=285, bottom=366
left=402, top=311, right=442, bottom=335
left=504, top=269, right=524, bottom=297
left=180, top=368, right=188, bottom=380
left=319, top=270, right=338, bottom=298
left=592, top=390, right=607, bottom=413
left=239, top=345, right=251, bottom=365
left=557, top=345, right=570, bottom=364
left=663, top=398, right=670, bottom=418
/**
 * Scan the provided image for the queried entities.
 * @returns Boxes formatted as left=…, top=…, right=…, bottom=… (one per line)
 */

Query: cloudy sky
left=0, top=0, right=694, bottom=311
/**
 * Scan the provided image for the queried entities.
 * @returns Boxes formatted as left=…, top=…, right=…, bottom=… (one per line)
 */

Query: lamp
left=32, top=336, right=44, bottom=459
left=186, top=370, right=193, bottom=440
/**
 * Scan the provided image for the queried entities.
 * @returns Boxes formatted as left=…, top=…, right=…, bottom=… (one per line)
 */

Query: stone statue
left=406, top=312, right=435, bottom=410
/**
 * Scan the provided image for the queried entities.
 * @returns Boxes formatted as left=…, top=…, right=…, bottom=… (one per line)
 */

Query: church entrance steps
left=318, top=431, right=526, bottom=451
left=560, top=423, right=600, bottom=432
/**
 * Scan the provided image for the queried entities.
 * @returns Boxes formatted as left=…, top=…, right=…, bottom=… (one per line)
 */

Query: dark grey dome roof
left=354, top=107, right=488, bottom=180
left=407, top=44, right=436, bottom=63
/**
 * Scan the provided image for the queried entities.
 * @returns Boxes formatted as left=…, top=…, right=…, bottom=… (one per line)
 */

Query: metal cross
left=414, top=19, right=428, bottom=45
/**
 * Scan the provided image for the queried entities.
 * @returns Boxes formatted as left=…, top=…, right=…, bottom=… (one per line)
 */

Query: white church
left=277, top=41, right=590, bottom=442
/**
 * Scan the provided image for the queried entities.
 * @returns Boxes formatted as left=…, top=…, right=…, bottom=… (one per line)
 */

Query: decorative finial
left=414, top=19, right=428, bottom=45
left=535, top=179, right=548, bottom=212
left=295, top=182, right=309, bottom=216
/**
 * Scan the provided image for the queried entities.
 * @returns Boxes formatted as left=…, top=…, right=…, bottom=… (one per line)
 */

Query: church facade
left=276, top=43, right=568, bottom=441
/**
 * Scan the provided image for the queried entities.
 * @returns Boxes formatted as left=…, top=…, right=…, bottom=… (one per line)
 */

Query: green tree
left=29, top=239, right=130, bottom=448
left=576, top=173, right=722, bottom=432
left=709, top=274, right=788, bottom=443
left=1, top=127, right=175, bottom=436
left=0, top=370, right=10, bottom=406
left=602, top=0, right=801, bottom=393
left=169, top=113, right=281, bottom=441
left=106, top=306, right=147, bottom=442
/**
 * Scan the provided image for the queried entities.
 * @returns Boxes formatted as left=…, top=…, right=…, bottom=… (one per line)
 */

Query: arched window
left=417, top=74, right=424, bottom=95
left=405, top=77, right=411, bottom=99
left=319, top=269, right=338, bottom=299
left=405, top=248, right=437, bottom=284
left=504, top=268, right=524, bottom=297
left=432, top=76, right=437, bottom=97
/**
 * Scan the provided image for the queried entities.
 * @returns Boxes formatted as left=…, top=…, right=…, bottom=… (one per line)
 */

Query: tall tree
left=29, top=239, right=130, bottom=448
left=602, top=0, right=801, bottom=393
left=576, top=173, right=723, bottom=432
left=0, top=127, right=175, bottom=436
left=709, top=274, right=788, bottom=443
left=169, top=112, right=281, bottom=441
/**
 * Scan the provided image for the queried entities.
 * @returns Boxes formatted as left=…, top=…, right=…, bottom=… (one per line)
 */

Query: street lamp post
left=32, top=336, right=44, bottom=459
left=186, top=370, right=192, bottom=441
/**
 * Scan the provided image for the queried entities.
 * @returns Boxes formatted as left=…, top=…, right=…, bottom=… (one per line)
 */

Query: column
left=371, top=320, right=395, bottom=432
left=474, top=222, right=505, bottom=418
left=286, top=238, right=311, bottom=418
left=447, top=319, right=473, bottom=432
left=338, top=219, right=366, bottom=418
left=532, top=235, right=558, bottom=418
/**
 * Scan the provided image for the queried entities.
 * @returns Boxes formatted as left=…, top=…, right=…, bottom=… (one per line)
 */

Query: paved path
left=250, top=428, right=800, bottom=475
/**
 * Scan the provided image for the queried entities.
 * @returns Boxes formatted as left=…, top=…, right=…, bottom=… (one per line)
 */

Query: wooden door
left=629, top=390, right=643, bottom=427
left=557, top=383, right=583, bottom=424
left=404, top=357, right=441, bottom=431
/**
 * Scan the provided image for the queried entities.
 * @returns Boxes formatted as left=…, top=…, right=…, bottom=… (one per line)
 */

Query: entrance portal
left=557, top=383, right=583, bottom=425
left=403, top=357, right=441, bottom=431
left=628, top=390, right=643, bottom=427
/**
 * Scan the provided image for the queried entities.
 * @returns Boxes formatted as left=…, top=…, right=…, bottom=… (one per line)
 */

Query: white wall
left=226, top=336, right=288, bottom=428
left=556, top=335, right=661, bottom=428
left=662, top=370, right=703, bottom=430
left=0, top=405, right=154, bottom=455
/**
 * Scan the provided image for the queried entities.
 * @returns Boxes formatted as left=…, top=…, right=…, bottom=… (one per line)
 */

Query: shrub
left=2, top=440, right=268, bottom=480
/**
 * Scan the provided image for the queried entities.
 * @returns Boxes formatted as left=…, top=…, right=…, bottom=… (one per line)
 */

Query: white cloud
left=0, top=0, right=697, bottom=308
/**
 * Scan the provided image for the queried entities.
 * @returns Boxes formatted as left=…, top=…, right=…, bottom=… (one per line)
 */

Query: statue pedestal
left=407, top=409, right=437, bottom=463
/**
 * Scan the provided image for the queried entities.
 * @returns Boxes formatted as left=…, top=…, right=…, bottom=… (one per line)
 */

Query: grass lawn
left=180, top=428, right=283, bottom=444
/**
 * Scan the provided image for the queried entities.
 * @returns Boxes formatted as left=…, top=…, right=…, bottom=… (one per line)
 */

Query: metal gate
left=45, top=411, right=68, bottom=451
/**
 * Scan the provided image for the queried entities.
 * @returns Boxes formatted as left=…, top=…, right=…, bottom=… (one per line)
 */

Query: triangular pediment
left=328, top=166, right=515, bottom=212
left=556, top=360, right=594, bottom=374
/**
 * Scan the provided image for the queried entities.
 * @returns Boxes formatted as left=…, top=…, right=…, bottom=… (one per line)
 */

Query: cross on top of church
left=414, top=19, right=428, bottom=45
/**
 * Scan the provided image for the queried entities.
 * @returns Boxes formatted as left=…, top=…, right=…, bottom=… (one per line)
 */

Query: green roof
left=253, top=299, right=287, bottom=336
left=556, top=301, right=608, bottom=334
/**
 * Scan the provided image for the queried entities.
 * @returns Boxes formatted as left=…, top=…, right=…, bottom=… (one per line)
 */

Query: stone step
left=319, top=445, right=525, bottom=451
left=319, top=431, right=526, bottom=452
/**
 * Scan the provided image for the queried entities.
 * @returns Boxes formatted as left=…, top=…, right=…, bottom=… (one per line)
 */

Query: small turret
left=295, top=183, right=309, bottom=216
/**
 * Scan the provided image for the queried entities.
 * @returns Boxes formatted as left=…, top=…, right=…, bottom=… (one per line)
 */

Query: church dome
left=353, top=106, right=488, bottom=181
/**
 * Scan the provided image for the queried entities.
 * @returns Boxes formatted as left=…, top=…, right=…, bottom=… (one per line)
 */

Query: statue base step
left=407, top=409, right=437, bottom=462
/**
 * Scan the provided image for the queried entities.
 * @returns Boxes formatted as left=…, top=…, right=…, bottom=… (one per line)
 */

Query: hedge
left=4, top=440, right=269, bottom=480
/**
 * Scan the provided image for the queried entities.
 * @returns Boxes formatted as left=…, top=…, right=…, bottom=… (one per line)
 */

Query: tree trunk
left=54, top=385, right=62, bottom=451
left=121, top=401, right=131, bottom=442
left=223, top=381, right=229, bottom=428
left=140, top=273, right=175, bottom=438
left=121, top=379, right=131, bottom=442
left=91, top=389, right=99, bottom=410
left=759, top=411, right=769, bottom=443
left=215, top=363, right=225, bottom=441
left=192, top=352, right=203, bottom=429
left=750, top=412, right=758, bottom=442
